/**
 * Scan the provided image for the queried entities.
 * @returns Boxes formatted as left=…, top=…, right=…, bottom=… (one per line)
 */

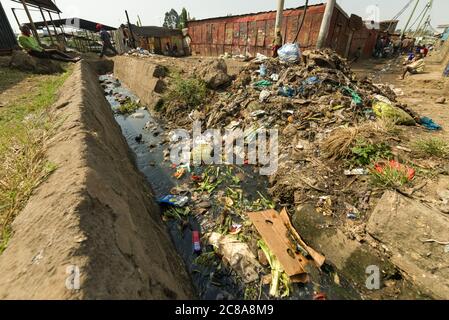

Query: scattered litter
left=373, top=99, right=415, bottom=125
left=344, top=168, right=368, bottom=176
left=420, top=117, right=442, bottom=131
left=192, top=231, right=202, bottom=253
left=278, top=43, right=301, bottom=63
left=259, top=90, right=271, bottom=102
left=131, top=112, right=145, bottom=119
left=253, top=80, right=272, bottom=88
left=157, top=195, right=189, bottom=207
left=247, top=209, right=324, bottom=283
left=270, top=73, right=279, bottom=81
left=207, top=232, right=261, bottom=283
left=259, top=64, right=268, bottom=77
left=229, top=224, right=243, bottom=235
left=254, top=53, right=269, bottom=63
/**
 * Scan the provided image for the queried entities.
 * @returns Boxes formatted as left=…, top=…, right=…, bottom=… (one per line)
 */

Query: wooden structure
left=130, top=25, right=184, bottom=55
left=0, top=2, right=18, bottom=54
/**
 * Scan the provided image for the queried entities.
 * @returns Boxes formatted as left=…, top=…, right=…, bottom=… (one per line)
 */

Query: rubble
left=195, top=58, right=232, bottom=90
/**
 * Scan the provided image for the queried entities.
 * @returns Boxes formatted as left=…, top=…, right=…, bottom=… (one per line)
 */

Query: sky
left=2, top=0, right=448, bottom=33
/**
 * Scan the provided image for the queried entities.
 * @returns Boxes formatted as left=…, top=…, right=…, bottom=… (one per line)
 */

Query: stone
left=367, top=191, right=449, bottom=299
left=197, top=59, right=232, bottom=89
left=435, top=97, right=446, bottom=104
left=9, top=50, right=64, bottom=74
left=282, top=124, right=297, bottom=137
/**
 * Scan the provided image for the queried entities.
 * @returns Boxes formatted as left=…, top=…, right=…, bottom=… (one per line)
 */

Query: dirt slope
left=0, top=61, right=194, bottom=299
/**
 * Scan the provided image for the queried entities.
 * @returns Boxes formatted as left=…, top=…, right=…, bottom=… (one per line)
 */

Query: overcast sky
left=2, top=0, right=448, bottom=33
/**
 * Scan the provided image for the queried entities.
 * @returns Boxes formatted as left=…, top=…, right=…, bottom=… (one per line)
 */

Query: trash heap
left=162, top=49, right=422, bottom=132
left=124, top=47, right=154, bottom=57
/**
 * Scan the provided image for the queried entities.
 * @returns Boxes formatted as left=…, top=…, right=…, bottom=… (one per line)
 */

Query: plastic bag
left=372, top=100, right=416, bottom=125
left=278, top=43, right=301, bottom=63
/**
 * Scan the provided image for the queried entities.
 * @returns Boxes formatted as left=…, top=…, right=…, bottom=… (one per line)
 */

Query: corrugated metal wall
left=187, top=5, right=327, bottom=57
left=0, top=2, right=17, bottom=52
left=187, top=4, right=377, bottom=59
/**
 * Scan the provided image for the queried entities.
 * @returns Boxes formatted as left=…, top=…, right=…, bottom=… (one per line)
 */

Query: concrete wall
left=0, top=61, right=193, bottom=299
left=113, top=56, right=166, bottom=108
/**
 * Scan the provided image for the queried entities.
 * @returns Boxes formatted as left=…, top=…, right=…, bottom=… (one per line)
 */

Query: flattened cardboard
left=247, top=210, right=309, bottom=281
left=279, top=208, right=325, bottom=267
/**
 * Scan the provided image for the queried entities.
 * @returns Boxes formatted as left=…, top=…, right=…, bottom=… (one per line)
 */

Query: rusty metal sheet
left=256, top=20, right=266, bottom=47
left=239, top=22, right=247, bottom=46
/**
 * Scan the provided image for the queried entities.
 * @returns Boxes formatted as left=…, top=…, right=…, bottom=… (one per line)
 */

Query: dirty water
left=99, top=74, right=360, bottom=300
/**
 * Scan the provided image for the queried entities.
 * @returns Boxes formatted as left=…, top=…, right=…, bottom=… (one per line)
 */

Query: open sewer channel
left=99, top=74, right=360, bottom=300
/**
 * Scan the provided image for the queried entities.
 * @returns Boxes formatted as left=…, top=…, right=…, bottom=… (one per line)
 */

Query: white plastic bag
left=278, top=43, right=301, bottom=63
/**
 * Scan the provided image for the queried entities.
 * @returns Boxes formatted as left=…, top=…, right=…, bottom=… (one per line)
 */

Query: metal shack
left=0, top=2, right=18, bottom=54
left=187, top=2, right=378, bottom=58
left=130, top=25, right=184, bottom=55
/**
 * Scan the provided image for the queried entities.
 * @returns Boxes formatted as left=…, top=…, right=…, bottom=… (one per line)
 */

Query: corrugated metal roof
left=11, top=0, right=61, bottom=13
left=130, top=25, right=182, bottom=38
left=30, top=18, right=116, bottom=32
left=0, top=2, right=18, bottom=51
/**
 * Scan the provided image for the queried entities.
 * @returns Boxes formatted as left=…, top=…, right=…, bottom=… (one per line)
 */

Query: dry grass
left=322, top=118, right=399, bottom=161
left=0, top=67, right=71, bottom=254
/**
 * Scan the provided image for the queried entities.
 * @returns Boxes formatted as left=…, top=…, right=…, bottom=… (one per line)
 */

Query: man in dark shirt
left=97, top=24, right=118, bottom=58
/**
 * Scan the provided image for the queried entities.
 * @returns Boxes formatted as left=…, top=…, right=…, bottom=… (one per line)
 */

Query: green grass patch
left=0, top=67, right=71, bottom=254
left=350, top=139, right=393, bottom=167
left=165, top=75, right=207, bottom=108
left=117, top=99, right=141, bottom=115
left=412, top=138, right=448, bottom=158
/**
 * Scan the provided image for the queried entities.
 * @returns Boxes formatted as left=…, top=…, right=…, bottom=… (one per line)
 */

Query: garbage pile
left=124, top=47, right=154, bottom=57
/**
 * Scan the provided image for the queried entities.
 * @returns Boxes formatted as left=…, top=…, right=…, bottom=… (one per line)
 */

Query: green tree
left=163, top=9, right=179, bottom=29
left=179, top=8, right=188, bottom=29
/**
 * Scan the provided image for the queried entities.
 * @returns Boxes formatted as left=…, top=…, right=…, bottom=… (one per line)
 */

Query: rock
left=282, top=124, right=297, bottom=137
left=153, top=65, right=168, bottom=78
left=367, top=191, right=449, bottom=299
left=9, top=50, right=64, bottom=74
left=153, top=79, right=167, bottom=94
left=257, top=249, right=269, bottom=266
left=198, top=59, right=232, bottom=89
left=435, top=97, right=446, bottom=104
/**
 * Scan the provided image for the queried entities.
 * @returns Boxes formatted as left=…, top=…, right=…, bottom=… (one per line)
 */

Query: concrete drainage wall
left=113, top=56, right=166, bottom=108
left=0, top=61, right=193, bottom=299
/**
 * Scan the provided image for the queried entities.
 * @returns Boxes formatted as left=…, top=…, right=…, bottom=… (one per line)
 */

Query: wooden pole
left=20, top=0, right=41, bottom=45
left=47, top=11, right=59, bottom=36
left=39, top=7, right=54, bottom=45
left=11, top=8, right=21, bottom=29
left=401, top=0, right=420, bottom=38
left=125, top=10, right=136, bottom=48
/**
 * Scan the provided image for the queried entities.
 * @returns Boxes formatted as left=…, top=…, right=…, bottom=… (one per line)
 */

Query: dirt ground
left=0, top=61, right=194, bottom=299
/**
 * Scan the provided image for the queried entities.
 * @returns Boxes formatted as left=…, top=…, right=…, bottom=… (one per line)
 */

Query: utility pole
left=317, top=0, right=336, bottom=49
left=401, top=0, right=420, bottom=38
left=275, top=0, right=285, bottom=36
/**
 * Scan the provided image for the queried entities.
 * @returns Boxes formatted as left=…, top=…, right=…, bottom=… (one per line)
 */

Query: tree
left=163, top=9, right=179, bottom=29
left=179, top=8, right=188, bottom=29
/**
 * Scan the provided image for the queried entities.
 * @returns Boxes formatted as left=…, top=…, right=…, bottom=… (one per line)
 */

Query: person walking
left=97, top=24, right=118, bottom=58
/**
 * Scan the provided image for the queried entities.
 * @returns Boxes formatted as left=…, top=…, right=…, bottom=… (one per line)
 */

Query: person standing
left=97, top=24, right=118, bottom=58
left=272, top=31, right=283, bottom=58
